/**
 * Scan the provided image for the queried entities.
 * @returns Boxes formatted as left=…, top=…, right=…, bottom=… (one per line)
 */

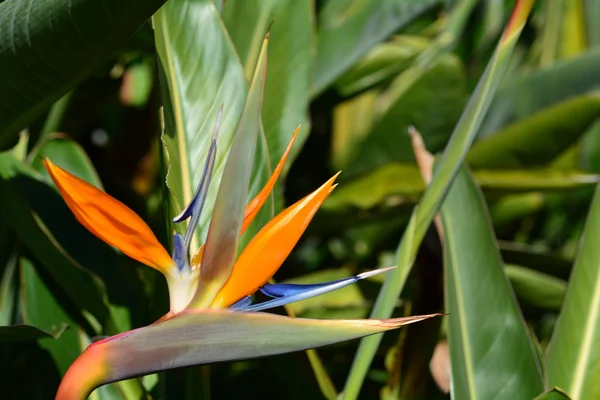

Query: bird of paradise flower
left=47, top=33, right=438, bottom=400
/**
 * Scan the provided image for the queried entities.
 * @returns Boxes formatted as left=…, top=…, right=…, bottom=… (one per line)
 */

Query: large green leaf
left=342, top=2, right=535, bottom=397
left=0, top=170, right=109, bottom=328
left=480, top=47, right=600, bottom=138
left=468, top=94, right=600, bottom=168
left=21, top=256, right=80, bottom=375
left=222, top=0, right=313, bottom=169
left=546, top=182, right=600, bottom=398
left=440, top=166, right=543, bottom=398
left=0, top=0, right=166, bottom=149
left=312, top=0, right=439, bottom=95
left=154, top=0, right=273, bottom=247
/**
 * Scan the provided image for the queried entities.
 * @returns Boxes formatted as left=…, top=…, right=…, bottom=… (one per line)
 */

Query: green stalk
left=340, top=1, right=536, bottom=398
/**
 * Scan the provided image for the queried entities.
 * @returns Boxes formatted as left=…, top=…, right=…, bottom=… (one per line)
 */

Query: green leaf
left=0, top=173, right=109, bottom=328
left=505, top=265, right=566, bottom=311
left=60, top=309, right=439, bottom=398
left=313, top=0, right=440, bottom=95
left=325, top=163, right=599, bottom=211
left=440, top=167, right=543, bottom=399
left=0, top=324, right=55, bottom=343
left=534, top=388, right=572, bottom=400
left=333, top=36, right=429, bottom=97
left=480, top=47, right=600, bottom=138
left=32, top=136, right=103, bottom=188
left=191, top=33, right=268, bottom=308
left=342, top=2, right=535, bottom=397
left=154, top=0, right=273, bottom=246
left=222, top=0, right=313, bottom=169
left=21, top=256, right=80, bottom=375
left=347, top=54, right=468, bottom=175
left=546, top=182, right=600, bottom=398
left=0, top=0, right=167, bottom=149
left=468, top=94, right=600, bottom=168
left=500, top=241, right=572, bottom=281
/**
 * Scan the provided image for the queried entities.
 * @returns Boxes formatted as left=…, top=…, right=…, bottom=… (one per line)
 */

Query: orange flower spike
left=43, top=159, right=174, bottom=274
left=211, top=172, right=340, bottom=308
left=190, top=127, right=300, bottom=267
left=241, top=126, right=300, bottom=234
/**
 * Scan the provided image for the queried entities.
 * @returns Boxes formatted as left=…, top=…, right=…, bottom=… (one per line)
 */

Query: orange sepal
left=241, top=126, right=300, bottom=234
left=43, top=159, right=174, bottom=274
left=210, top=172, right=340, bottom=308
left=190, top=127, right=300, bottom=268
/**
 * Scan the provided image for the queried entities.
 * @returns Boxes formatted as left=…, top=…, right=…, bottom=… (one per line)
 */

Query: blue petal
left=229, top=295, right=253, bottom=310
left=173, top=107, right=223, bottom=257
left=172, top=232, right=187, bottom=272
left=244, top=266, right=396, bottom=312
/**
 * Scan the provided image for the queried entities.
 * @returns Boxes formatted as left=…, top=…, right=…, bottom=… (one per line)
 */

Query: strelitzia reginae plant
left=46, top=34, right=439, bottom=399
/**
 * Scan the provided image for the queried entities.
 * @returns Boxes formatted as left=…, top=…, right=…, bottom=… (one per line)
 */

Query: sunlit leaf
left=440, top=167, right=543, bottom=398
left=546, top=182, right=600, bottom=398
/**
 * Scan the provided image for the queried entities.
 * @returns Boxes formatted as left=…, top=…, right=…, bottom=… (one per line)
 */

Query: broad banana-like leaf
left=546, top=183, right=600, bottom=398
left=440, top=166, right=544, bottom=399
left=56, top=309, right=440, bottom=399
left=0, top=0, right=166, bottom=149
left=154, top=0, right=273, bottom=248
left=342, top=2, right=535, bottom=398
left=222, top=0, right=312, bottom=169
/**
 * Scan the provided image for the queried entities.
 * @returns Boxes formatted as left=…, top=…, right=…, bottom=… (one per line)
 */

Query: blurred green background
left=2, top=0, right=600, bottom=399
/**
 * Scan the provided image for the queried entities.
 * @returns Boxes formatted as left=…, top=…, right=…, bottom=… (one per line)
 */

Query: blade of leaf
left=341, top=2, right=535, bottom=398
left=480, top=46, right=600, bottom=139
left=222, top=0, right=312, bottom=171
left=546, top=182, right=600, bottom=398
left=313, top=0, right=439, bottom=95
left=534, top=388, right=572, bottom=400
left=0, top=0, right=167, bottom=149
left=56, top=309, right=440, bottom=398
left=467, top=94, right=600, bottom=168
left=154, top=0, right=273, bottom=249
left=0, top=325, right=55, bottom=343
left=21, top=256, right=80, bottom=375
left=0, top=175, right=108, bottom=328
left=190, top=34, right=269, bottom=308
left=440, top=166, right=543, bottom=399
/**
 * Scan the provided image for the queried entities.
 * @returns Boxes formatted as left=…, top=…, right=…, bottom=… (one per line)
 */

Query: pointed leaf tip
left=501, top=0, right=535, bottom=43
left=242, top=125, right=301, bottom=234
left=42, top=159, right=174, bottom=274
left=210, top=173, right=340, bottom=308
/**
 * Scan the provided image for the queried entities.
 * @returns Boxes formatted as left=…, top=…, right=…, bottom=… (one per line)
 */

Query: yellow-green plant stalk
left=341, top=1, right=536, bottom=398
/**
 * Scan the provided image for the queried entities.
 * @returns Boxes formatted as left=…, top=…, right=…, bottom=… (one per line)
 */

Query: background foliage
left=1, top=0, right=600, bottom=399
